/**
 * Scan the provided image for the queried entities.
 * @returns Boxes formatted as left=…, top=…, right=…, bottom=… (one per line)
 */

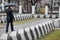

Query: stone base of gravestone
left=18, top=29, right=25, bottom=40
left=39, top=24, right=45, bottom=36
left=55, top=15, right=58, bottom=18
left=40, top=14, right=44, bottom=18
left=9, top=31, right=17, bottom=40
left=17, top=33, right=22, bottom=40
left=49, top=15, right=52, bottom=18
left=43, top=15, right=46, bottom=18
left=0, top=34, right=8, bottom=40
left=30, top=26, right=37, bottom=40
left=24, top=28, right=32, bottom=40
left=32, top=14, right=34, bottom=18
left=37, top=14, right=40, bottom=18
left=46, top=15, right=50, bottom=18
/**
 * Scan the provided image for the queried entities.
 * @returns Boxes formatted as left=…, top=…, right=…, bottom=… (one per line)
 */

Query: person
left=5, top=6, right=14, bottom=33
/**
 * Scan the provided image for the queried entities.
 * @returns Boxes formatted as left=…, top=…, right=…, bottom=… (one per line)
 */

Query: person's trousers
left=6, top=21, right=14, bottom=33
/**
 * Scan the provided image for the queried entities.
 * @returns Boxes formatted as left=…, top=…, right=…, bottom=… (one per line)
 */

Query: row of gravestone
left=37, top=14, right=58, bottom=18
left=0, top=14, right=33, bottom=23
left=54, top=18, right=60, bottom=28
left=0, top=20, right=55, bottom=40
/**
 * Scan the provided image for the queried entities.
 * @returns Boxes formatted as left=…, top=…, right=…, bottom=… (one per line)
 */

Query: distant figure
left=5, top=6, right=14, bottom=33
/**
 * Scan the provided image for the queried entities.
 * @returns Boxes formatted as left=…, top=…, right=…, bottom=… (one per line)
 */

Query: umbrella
left=4, top=3, right=16, bottom=7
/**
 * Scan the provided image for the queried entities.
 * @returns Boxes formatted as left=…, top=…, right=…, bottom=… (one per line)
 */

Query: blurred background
left=0, top=0, right=60, bottom=14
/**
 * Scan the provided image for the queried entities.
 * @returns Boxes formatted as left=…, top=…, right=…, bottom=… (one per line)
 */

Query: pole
left=19, top=5, right=22, bottom=14
left=58, top=1, right=60, bottom=18
left=2, top=0, right=4, bottom=11
left=32, top=5, right=35, bottom=15
left=31, top=0, right=35, bottom=17
left=45, top=5, right=48, bottom=15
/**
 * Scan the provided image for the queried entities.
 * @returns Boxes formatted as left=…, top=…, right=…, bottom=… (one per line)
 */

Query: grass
left=0, top=18, right=43, bottom=28
left=13, top=18, right=43, bottom=25
left=40, top=29, right=60, bottom=40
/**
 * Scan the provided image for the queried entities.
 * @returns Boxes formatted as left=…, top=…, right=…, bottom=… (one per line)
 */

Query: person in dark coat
left=5, top=6, right=14, bottom=33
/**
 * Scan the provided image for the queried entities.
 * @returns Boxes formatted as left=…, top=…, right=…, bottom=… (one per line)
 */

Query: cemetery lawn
left=40, top=29, right=60, bottom=40
left=13, top=18, right=43, bottom=25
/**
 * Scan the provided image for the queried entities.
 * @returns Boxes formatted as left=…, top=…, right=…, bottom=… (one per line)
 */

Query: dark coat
left=6, top=8, right=14, bottom=22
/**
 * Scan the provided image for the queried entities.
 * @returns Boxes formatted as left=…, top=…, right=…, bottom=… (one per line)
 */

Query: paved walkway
left=0, top=19, right=51, bottom=37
